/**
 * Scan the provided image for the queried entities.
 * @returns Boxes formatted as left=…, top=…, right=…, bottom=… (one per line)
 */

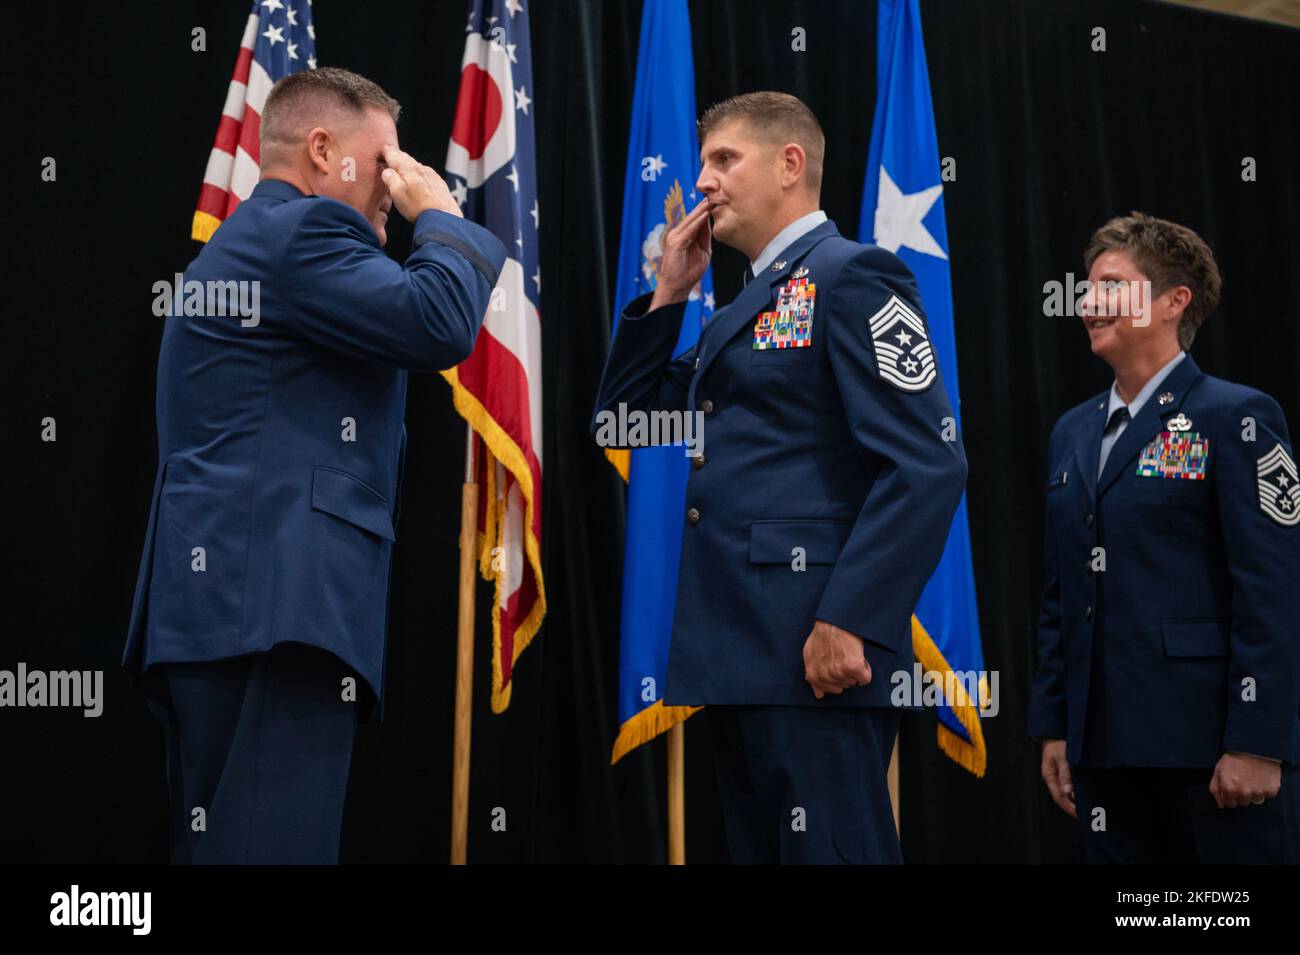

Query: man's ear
left=780, top=143, right=807, bottom=190
left=306, top=127, right=333, bottom=176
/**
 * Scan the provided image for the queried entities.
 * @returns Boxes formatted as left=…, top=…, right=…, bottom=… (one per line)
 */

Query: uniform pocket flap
left=1161, top=619, right=1229, bottom=658
left=311, top=466, right=395, bottom=541
left=749, top=520, right=852, bottom=564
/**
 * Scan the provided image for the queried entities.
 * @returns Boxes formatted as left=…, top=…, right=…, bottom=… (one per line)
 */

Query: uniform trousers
left=705, top=704, right=902, bottom=864
left=1071, top=764, right=1300, bottom=864
left=141, top=641, right=360, bottom=864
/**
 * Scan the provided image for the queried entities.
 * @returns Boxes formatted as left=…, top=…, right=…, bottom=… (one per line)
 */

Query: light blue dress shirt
left=749, top=210, right=828, bottom=278
left=1097, top=351, right=1187, bottom=478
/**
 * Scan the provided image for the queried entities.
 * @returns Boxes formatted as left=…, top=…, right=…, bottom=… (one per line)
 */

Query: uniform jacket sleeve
left=1214, top=393, right=1300, bottom=761
left=814, top=246, right=968, bottom=653
left=589, top=292, right=696, bottom=440
left=1028, top=420, right=1068, bottom=740
left=279, top=200, right=507, bottom=372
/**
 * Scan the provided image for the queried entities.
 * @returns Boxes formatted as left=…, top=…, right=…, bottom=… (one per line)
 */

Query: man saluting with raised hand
left=125, top=67, right=505, bottom=864
left=593, top=92, right=967, bottom=864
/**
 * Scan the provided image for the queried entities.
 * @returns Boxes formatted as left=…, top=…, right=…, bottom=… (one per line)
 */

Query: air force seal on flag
left=868, top=294, right=937, bottom=392
left=1257, top=443, right=1300, bottom=527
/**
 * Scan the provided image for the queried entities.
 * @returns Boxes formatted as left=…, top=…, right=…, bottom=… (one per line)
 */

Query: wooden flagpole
left=667, top=722, right=685, bottom=864
left=888, top=735, right=900, bottom=835
left=451, top=422, right=478, bottom=865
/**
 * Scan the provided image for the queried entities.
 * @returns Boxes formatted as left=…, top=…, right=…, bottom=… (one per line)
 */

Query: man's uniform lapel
left=693, top=221, right=838, bottom=380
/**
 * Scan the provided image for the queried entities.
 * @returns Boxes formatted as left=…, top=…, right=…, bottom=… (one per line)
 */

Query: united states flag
left=443, top=0, right=545, bottom=713
left=192, top=0, right=317, bottom=242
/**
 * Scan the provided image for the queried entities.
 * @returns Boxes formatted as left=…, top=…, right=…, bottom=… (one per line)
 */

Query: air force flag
left=608, top=0, right=714, bottom=763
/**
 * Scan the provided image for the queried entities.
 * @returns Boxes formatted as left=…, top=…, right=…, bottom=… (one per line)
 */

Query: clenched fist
left=802, top=620, right=872, bottom=700
left=1210, top=752, right=1282, bottom=809
left=380, top=144, right=463, bottom=221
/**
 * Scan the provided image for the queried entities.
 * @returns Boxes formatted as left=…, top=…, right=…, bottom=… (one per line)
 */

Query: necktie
left=1107, top=405, right=1130, bottom=433
left=1097, top=406, right=1130, bottom=477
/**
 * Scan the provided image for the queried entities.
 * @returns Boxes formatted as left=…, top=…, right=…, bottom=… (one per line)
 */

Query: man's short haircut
left=1083, top=212, right=1222, bottom=349
left=698, top=91, right=825, bottom=195
left=260, top=67, right=402, bottom=162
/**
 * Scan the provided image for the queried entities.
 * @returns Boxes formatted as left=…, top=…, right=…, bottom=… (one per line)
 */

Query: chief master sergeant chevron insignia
left=868, top=294, right=937, bottom=392
left=1257, top=443, right=1300, bottom=527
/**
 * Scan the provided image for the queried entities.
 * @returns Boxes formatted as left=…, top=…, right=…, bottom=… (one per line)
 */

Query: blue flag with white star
left=607, top=0, right=714, bottom=764
left=861, top=0, right=987, bottom=776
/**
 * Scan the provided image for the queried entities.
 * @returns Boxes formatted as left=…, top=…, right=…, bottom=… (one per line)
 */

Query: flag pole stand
left=451, top=423, right=478, bottom=865
left=667, top=722, right=685, bottom=864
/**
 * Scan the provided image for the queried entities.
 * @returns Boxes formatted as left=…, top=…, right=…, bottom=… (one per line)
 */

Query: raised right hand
left=649, top=199, right=712, bottom=310
left=381, top=144, right=464, bottom=221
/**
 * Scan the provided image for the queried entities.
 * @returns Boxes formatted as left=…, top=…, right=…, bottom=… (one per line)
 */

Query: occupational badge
left=753, top=276, right=815, bottom=350
left=867, top=294, right=936, bottom=392
left=1256, top=443, right=1300, bottom=526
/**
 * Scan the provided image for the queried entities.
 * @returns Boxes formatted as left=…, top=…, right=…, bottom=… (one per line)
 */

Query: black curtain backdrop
left=5, top=0, right=1298, bottom=864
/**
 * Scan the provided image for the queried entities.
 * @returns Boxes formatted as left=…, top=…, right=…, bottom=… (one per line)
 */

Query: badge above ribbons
left=753, top=276, right=815, bottom=350
left=868, top=293, right=936, bottom=391
left=1257, top=442, right=1300, bottom=526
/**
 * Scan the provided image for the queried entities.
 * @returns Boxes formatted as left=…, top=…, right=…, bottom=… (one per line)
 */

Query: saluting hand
left=803, top=620, right=873, bottom=700
left=649, top=199, right=712, bottom=311
left=381, top=144, right=464, bottom=222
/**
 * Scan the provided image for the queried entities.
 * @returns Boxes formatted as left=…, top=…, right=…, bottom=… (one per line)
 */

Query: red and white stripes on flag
left=442, top=0, right=545, bottom=713
left=192, top=1, right=317, bottom=243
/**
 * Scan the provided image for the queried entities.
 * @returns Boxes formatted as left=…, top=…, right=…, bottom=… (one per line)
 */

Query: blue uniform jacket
left=123, top=179, right=506, bottom=721
left=592, top=220, right=968, bottom=707
left=1029, top=355, right=1300, bottom=766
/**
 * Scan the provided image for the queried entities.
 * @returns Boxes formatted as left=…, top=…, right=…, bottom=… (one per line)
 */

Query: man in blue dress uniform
left=1030, top=213, right=1300, bottom=863
left=123, top=68, right=506, bottom=863
left=593, top=92, right=967, bottom=863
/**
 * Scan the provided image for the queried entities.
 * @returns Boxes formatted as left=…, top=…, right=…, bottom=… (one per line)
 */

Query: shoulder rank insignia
left=753, top=276, right=815, bottom=350
left=1257, top=443, right=1300, bottom=526
left=867, top=294, right=935, bottom=392
left=1137, top=431, right=1209, bottom=479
